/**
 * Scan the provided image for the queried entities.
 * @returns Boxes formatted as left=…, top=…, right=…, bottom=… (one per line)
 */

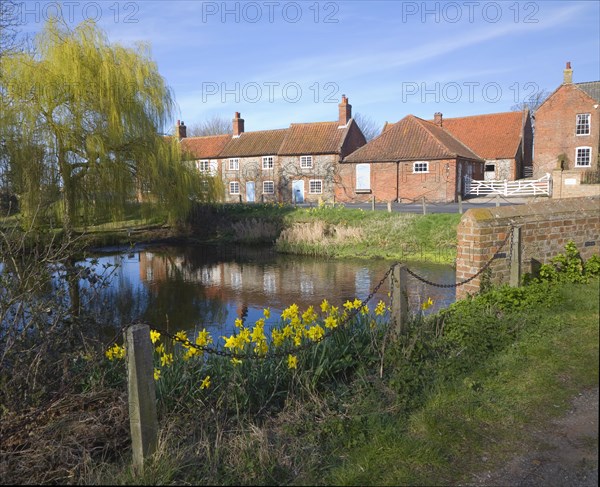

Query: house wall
left=279, top=154, right=338, bottom=203
left=455, top=196, right=600, bottom=299
left=486, top=158, right=515, bottom=181
left=220, top=155, right=279, bottom=203
left=534, top=84, right=600, bottom=178
left=552, top=169, right=600, bottom=199
left=336, top=158, right=484, bottom=203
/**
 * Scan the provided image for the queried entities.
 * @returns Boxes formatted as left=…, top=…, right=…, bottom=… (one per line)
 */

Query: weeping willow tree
left=1, top=19, right=221, bottom=233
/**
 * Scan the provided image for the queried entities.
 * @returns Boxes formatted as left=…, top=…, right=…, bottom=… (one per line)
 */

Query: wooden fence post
left=390, top=264, right=409, bottom=336
left=125, top=324, right=158, bottom=475
left=387, top=201, right=392, bottom=213
left=510, top=226, right=522, bottom=287
left=495, top=194, right=500, bottom=207
left=371, top=195, right=375, bottom=211
left=458, top=195, right=463, bottom=214
left=421, top=197, right=427, bottom=215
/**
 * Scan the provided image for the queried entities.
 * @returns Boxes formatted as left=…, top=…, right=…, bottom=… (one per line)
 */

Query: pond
left=83, top=244, right=456, bottom=339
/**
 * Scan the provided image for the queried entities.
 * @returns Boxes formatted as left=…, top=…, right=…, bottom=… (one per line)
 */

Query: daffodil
left=374, top=300, right=386, bottom=316
left=153, top=368, right=161, bottom=381
left=231, top=357, right=243, bottom=366
left=174, top=330, right=189, bottom=347
left=306, top=325, right=325, bottom=342
left=196, top=329, right=212, bottom=347
left=287, top=354, right=297, bottom=369
left=320, top=299, right=330, bottom=313
left=200, top=375, right=211, bottom=389
left=272, top=329, right=285, bottom=347
left=263, top=308, right=271, bottom=319
left=155, top=343, right=165, bottom=355
left=150, top=329, right=161, bottom=344
left=160, top=353, right=174, bottom=367
left=234, top=318, right=243, bottom=328
left=421, top=297, right=434, bottom=311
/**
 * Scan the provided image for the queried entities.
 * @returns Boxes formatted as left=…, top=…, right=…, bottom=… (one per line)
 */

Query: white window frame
left=263, top=181, right=274, bottom=194
left=197, top=160, right=210, bottom=173
left=300, top=155, right=313, bottom=169
left=262, top=156, right=274, bottom=170
left=228, top=158, right=239, bottom=170
left=575, top=147, right=592, bottom=167
left=229, top=181, right=240, bottom=194
left=576, top=113, right=591, bottom=136
left=355, top=163, right=371, bottom=192
left=309, top=179, right=323, bottom=194
left=413, top=161, right=429, bottom=173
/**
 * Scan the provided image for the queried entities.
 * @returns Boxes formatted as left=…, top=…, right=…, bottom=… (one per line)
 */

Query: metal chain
left=146, top=265, right=396, bottom=362
left=405, top=227, right=514, bottom=288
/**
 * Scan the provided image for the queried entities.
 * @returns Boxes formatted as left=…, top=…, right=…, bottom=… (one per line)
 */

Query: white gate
left=464, top=173, right=551, bottom=197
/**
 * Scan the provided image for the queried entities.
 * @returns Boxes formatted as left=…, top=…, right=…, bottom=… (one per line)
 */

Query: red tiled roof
left=180, top=134, right=231, bottom=159
left=278, top=121, right=350, bottom=155
left=439, top=111, right=526, bottom=159
left=344, top=115, right=482, bottom=163
left=219, top=129, right=288, bottom=158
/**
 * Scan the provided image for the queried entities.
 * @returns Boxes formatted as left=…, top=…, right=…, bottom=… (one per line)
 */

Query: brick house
left=337, top=114, right=484, bottom=203
left=435, top=111, right=533, bottom=180
left=215, top=96, right=366, bottom=203
left=177, top=120, right=231, bottom=177
left=533, top=62, right=600, bottom=178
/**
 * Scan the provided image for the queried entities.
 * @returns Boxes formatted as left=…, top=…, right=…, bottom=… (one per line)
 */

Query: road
left=296, top=196, right=548, bottom=214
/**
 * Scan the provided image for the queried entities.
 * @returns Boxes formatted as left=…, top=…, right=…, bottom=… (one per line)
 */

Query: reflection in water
left=85, top=245, right=456, bottom=339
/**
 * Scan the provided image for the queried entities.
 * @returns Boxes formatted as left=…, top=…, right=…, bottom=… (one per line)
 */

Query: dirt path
left=471, top=387, right=598, bottom=486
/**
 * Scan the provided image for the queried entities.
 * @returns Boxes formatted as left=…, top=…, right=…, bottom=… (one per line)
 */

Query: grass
left=326, top=278, right=599, bottom=485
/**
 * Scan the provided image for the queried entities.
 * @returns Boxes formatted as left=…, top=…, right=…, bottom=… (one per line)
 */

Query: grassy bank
left=2, top=202, right=461, bottom=262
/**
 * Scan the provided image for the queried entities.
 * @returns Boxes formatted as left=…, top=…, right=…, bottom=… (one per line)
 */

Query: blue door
left=246, top=181, right=255, bottom=202
left=292, top=180, right=304, bottom=203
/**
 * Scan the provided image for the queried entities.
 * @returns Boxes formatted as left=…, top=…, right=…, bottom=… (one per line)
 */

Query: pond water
left=84, top=244, right=456, bottom=339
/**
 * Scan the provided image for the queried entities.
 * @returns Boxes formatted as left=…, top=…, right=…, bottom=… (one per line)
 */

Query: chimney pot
left=434, top=112, right=443, bottom=127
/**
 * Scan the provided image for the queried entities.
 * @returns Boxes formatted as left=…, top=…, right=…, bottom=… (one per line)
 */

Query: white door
left=292, top=180, right=304, bottom=203
left=246, top=181, right=255, bottom=202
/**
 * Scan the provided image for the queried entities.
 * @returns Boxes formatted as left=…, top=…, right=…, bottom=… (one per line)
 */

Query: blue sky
left=19, top=0, right=600, bottom=134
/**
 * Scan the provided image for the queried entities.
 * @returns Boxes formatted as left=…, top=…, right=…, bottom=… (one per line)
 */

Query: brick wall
left=336, top=158, right=483, bottom=203
left=552, top=169, right=600, bottom=199
left=455, top=196, right=600, bottom=299
left=533, top=84, right=599, bottom=178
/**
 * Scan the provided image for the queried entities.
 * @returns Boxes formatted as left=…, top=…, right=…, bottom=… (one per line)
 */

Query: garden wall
left=455, top=196, right=600, bottom=299
left=552, top=169, right=600, bottom=199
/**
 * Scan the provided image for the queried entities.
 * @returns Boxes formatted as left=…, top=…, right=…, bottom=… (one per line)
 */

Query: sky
left=17, top=0, right=600, bottom=134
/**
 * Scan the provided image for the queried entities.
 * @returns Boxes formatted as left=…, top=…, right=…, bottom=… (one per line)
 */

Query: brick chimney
left=233, top=112, right=244, bottom=137
left=177, top=120, right=186, bottom=138
left=434, top=112, right=443, bottom=127
left=563, top=61, right=573, bottom=84
left=338, top=95, right=351, bottom=126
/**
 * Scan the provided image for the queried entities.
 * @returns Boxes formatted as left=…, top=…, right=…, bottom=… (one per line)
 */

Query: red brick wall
left=336, top=158, right=483, bottom=203
left=534, top=84, right=600, bottom=178
left=455, top=197, right=600, bottom=299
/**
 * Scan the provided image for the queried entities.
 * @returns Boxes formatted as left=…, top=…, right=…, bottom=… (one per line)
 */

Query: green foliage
left=1, top=19, right=218, bottom=232
left=538, top=241, right=597, bottom=283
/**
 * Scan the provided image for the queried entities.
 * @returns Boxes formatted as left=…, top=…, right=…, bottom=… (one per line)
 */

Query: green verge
left=276, top=205, right=460, bottom=263
left=326, top=278, right=599, bottom=486
left=3, top=202, right=460, bottom=262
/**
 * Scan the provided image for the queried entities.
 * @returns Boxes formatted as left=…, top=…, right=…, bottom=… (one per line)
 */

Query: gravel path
left=471, top=387, right=598, bottom=486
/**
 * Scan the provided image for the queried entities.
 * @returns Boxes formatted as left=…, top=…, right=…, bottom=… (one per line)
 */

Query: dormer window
left=576, top=114, right=590, bottom=135
left=300, top=155, right=313, bottom=169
